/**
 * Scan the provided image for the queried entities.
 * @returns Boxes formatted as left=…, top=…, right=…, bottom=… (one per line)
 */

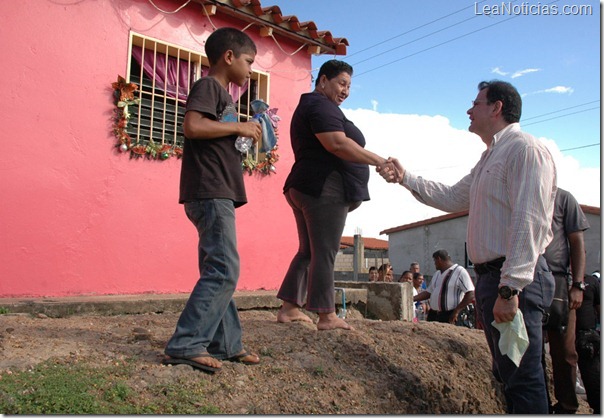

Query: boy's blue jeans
left=475, top=255, right=555, bottom=414
left=164, top=199, right=243, bottom=360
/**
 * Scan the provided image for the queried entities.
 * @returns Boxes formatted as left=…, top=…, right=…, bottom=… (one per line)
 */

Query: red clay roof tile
left=195, top=0, right=348, bottom=55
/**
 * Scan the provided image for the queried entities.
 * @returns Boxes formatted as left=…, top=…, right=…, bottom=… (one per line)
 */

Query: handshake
left=376, top=157, right=405, bottom=184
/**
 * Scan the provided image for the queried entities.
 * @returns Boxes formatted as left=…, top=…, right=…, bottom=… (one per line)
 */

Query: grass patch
left=0, top=307, right=9, bottom=315
left=0, top=358, right=220, bottom=414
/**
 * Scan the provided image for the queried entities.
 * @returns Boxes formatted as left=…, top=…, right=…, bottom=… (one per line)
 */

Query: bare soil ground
left=0, top=308, right=593, bottom=414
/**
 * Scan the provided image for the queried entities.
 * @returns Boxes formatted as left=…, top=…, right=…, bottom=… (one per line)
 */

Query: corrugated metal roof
left=195, top=0, right=348, bottom=55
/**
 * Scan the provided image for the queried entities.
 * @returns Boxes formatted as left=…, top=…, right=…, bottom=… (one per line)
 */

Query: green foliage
left=0, top=307, right=9, bottom=314
left=0, top=359, right=220, bottom=414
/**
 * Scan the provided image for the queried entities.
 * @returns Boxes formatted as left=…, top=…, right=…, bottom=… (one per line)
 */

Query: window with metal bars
left=123, top=33, right=270, bottom=161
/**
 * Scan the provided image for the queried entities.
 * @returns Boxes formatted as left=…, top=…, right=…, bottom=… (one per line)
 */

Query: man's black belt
left=473, top=257, right=506, bottom=274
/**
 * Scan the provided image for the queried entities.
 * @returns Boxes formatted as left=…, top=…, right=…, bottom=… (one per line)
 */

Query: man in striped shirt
left=379, top=80, right=556, bottom=414
left=414, top=249, right=474, bottom=324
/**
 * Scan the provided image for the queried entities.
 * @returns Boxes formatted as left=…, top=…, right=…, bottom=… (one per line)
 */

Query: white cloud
left=340, top=108, right=600, bottom=238
left=524, top=86, right=575, bottom=97
left=511, top=68, right=541, bottom=78
left=491, top=67, right=508, bottom=76
left=543, top=86, right=575, bottom=94
left=491, top=67, right=541, bottom=78
left=371, top=99, right=378, bottom=111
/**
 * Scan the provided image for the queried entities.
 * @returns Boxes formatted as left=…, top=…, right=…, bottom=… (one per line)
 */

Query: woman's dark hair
left=205, top=27, right=257, bottom=65
left=315, top=60, right=353, bottom=87
left=478, top=80, right=522, bottom=123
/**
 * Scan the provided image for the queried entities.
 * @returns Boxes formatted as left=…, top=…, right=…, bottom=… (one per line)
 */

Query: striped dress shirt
left=403, top=123, right=557, bottom=291
left=427, top=264, right=475, bottom=312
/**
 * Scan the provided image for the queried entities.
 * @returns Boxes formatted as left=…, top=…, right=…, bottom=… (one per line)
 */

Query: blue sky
left=272, top=0, right=600, bottom=236
left=279, top=0, right=599, bottom=166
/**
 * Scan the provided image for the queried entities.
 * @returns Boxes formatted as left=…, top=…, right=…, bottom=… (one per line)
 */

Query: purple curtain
left=229, top=81, right=249, bottom=104
left=132, top=45, right=197, bottom=101
left=132, top=45, right=249, bottom=104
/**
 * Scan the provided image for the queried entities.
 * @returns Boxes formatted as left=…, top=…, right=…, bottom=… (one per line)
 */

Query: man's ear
left=492, top=100, right=503, bottom=116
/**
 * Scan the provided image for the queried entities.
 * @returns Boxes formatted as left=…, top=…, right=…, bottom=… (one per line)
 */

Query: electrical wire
left=354, top=14, right=519, bottom=78
left=522, top=100, right=600, bottom=121
left=147, top=0, right=191, bottom=14
left=522, top=106, right=600, bottom=127
left=352, top=0, right=559, bottom=78
left=346, top=0, right=490, bottom=60
left=559, top=143, right=599, bottom=152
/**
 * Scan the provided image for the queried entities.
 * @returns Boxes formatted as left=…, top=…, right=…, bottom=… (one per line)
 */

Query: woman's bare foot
left=277, top=302, right=313, bottom=323
left=317, top=312, right=354, bottom=331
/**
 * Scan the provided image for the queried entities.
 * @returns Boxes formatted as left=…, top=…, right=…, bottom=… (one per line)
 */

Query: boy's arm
left=183, top=111, right=262, bottom=142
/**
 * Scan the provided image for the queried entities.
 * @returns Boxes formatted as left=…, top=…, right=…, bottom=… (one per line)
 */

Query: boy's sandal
left=226, top=350, right=260, bottom=365
left=161, top=354, right=221, bottom=374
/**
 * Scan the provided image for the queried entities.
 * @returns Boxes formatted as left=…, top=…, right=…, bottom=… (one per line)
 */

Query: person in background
left=379, top=80, right=556, bottom=413
left=414, top=249, right=475, bottom=324
left=163, top=27, right=262, bottom=374
left=575, top=273, right=600, bottom=413
left=276, top=60, right=395, bottom=331
left=412, top=272, right=428, bottom=320
left=410, top=262, right=426, bottom=291
left=412, top=272, right=425, bottom=295
left=368, top=266, right=379, bottom=282
left=377, top=263, right=393, bottom=282
left=399, top=270, right=413, bottom=283
left=541, top=188, right=589, bottom=414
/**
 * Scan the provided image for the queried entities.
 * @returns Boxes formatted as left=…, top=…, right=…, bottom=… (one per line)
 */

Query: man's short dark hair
left=315, top=60, right=353, bottom=87
left=205, top=27, right=257, bottom=65
left=432, top=249, right=450, bottom=261
left=478, top=80, right=522, bottom=123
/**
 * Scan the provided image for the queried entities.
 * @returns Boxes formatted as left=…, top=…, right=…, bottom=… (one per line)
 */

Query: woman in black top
left=276, top=60, right=392, bottom=330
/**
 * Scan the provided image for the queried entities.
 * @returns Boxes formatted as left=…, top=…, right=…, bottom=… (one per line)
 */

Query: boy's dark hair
left=478, top=80, right=522, bottom=123
left=205, top=27, right=257, bottom=65
left=412, top=272, right=423, bottom=280
left=315, top=59, right=353, bottom=87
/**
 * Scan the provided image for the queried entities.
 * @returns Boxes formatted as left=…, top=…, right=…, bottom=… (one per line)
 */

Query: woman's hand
left=377, top=157, right=404, bottom=183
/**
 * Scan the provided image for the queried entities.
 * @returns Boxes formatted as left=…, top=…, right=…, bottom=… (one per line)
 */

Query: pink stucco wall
left=0, top=0, right=311, bottom=297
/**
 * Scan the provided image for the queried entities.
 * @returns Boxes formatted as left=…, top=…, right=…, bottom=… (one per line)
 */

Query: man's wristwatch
left=571, top=281, right=586, bottom=291
left=498, top=285, right=519, bottom=300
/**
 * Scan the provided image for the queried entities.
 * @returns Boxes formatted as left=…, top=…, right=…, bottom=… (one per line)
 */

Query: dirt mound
left=0, top=309, right=591, bottom=414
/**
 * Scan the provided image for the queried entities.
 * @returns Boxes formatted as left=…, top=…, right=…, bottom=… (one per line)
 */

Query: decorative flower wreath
left=111, top=75, right=279, bottom=174
left=111, top=75, right=183, bottom=160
